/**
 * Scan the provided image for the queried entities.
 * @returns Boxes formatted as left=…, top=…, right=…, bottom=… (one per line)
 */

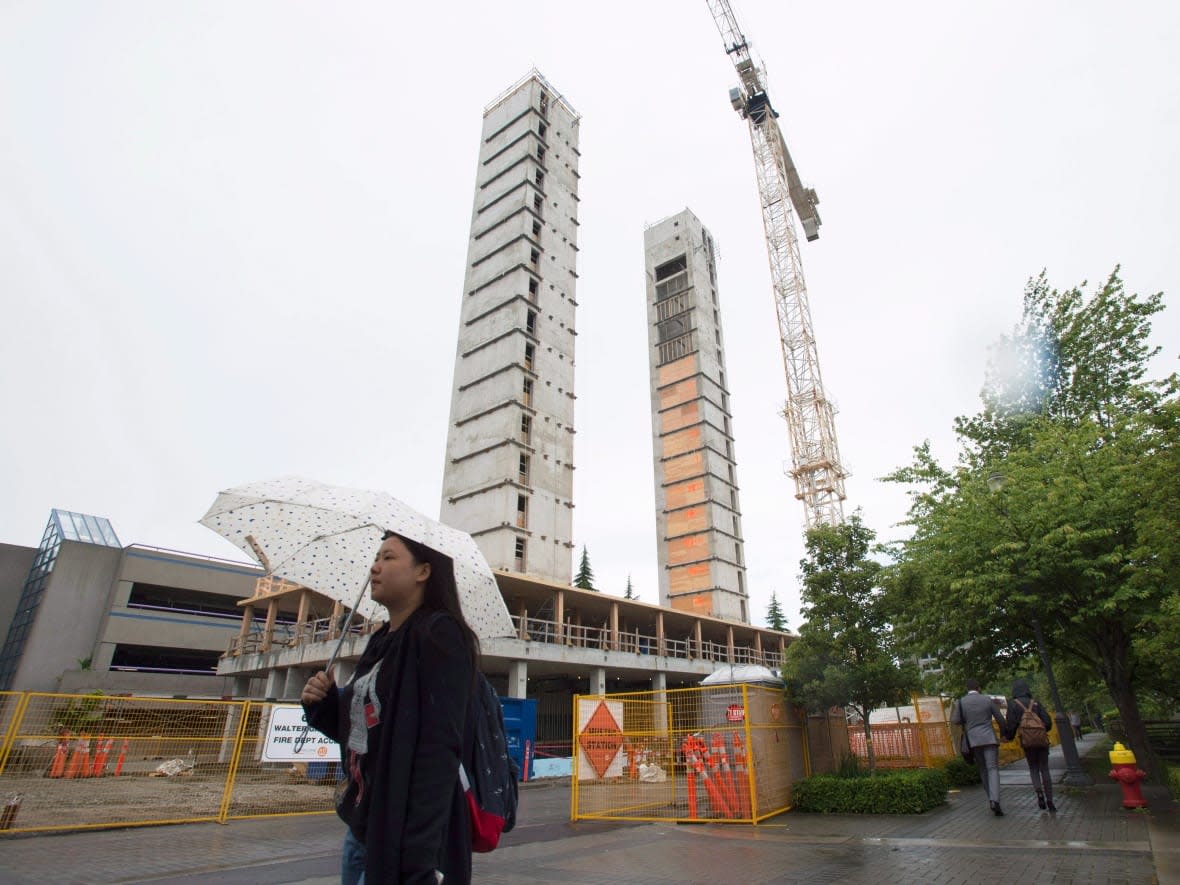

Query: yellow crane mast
left=706, top=0, right=847, bottom=528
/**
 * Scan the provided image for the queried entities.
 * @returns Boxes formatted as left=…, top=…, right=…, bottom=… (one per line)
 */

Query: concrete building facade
left=644, top=209, right=750, bottom=623
left=0, top=510, right=264, bottom=696
left=440, top=71, right=581, bottom=585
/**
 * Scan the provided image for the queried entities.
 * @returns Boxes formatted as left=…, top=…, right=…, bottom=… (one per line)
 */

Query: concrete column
left=609, top=602, right=619, bottom=651
left=507, top=660, right=528, bottom=699
left=330, top=601, right=343, bottom=640
left=92, top=641, right=115, bottom=671
left=656, top=612, right=665, bottom=656
left=727, top=626, right=735, bottom=664
left=232, top=676, right=252, bottom=699
left=517, top=599, right=528, bottom=640
left=284, top=667, right=309, bottom=700
left=693, top=620, right=703, bottom=658
left=651, top=671, right=668, bottom=733
left=264, top=668, right=284, bottom=700
left=590, top=667, right=607, bottom=696
left=754, top=631, right=763, bottom=662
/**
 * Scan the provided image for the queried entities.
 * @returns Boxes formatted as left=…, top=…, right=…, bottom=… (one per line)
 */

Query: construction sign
left=261, top=705, right=341, bottom=763
left=576, top=699, right=624, bottom=779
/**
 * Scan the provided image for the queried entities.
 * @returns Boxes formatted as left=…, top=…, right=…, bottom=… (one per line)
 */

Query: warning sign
left=726, top=704, right=745, bottom=722
left=577, top=700, right=624, bottom=780
left=261, top=705, right=342, bottom=763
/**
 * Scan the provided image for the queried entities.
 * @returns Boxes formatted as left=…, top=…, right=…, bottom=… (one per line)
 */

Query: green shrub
left=835, top=753, right=864, bottom=779
left=943, top=756, right=981, bottom=788
left=792, top=768, right=949, bottom=814
left=1167, top=764, right=1180, bottom=802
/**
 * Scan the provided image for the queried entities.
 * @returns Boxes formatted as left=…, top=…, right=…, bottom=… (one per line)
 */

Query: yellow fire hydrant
left=1108, top=742, right=1147, bottom=808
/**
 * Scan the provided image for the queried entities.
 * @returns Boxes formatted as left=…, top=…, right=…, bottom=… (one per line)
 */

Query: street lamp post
left=1032, top=618, right=1093, bottom=786
left=988, top=471, right=1092, bottom=786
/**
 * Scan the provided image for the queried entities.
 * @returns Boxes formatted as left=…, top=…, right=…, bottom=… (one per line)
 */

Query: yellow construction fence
left=571, top=683, right=813, bottom=824
left=0, top=691, right=336, bottom=834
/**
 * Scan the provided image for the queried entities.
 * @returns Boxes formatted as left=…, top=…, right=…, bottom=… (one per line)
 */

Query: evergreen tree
left=624, top=574, right=636, bottom=599
left=766, top=592, right=787, bottom=631
left=574, top=545, right=597, bottom=591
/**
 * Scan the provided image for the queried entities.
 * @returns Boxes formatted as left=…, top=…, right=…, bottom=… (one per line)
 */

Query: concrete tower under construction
left=644, top=209, right=749, bottom=623
left=441, top=72, right=580, bottom=584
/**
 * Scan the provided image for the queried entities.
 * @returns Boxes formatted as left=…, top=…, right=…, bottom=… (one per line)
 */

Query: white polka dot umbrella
left=199, top=476, right=514, bottom=639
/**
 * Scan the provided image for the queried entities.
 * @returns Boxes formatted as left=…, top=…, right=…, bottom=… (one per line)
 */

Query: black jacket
left=1003, top=678, right=1053, bottom=745
left=305, top=609, right=473, bottom=884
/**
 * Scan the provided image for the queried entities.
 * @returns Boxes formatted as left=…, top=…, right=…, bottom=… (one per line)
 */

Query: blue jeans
left=342, top=829, right=366, bottom=885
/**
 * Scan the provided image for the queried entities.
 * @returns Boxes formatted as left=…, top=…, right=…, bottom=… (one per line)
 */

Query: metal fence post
left=0, top=693, right=32, bottom=777
left=217, top=700, right=253, bottom=824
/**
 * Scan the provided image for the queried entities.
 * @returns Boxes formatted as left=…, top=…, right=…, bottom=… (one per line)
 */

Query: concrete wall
left=10, top=541, right=122, bottom=691
left=0, top=543, right=36, bottom=641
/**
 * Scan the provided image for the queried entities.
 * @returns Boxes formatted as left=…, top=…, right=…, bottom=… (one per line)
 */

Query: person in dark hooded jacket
left=1003, top=678, right=1055, bottom=812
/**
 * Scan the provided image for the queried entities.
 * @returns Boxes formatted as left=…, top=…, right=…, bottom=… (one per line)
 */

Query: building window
left=535, top=169, right=544, bottom=188
left=655, top=255, right=687, bottom=280
left=538, top=121, right=548, bottom=139
left=524, top=342, right=535, bottom=371
left=514, top=537, right=527, bottom=571
left=528, top=278, right=539, bottom=302
left=530, top=248, right=540, bottom=266
left=519, top=453, right=531, bottom=485
left=536, top=145, right=546, bottom=164
left=516, top=494, right=529, bottom=528
left=539, top=91, right=549, bottom=118
left=534, top=194, right=543, bottom=215
left=526, top=310, right=537, bottom=336
left=532, top=220, right=542, bottom=238
left=520, top=413, right=532, bottom=443
left=522, top=377, right=533, bottom=407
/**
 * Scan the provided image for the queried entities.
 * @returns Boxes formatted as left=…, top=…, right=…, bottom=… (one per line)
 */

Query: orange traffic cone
left=712, top=733, right=739, bottom=818
left=91, top=737, right=112, bottom=777
left=731, top=732, right=751, bottom=819
left=48, top=732, right=70, bottom=778
left=113, top=739, right=128, bottom=776
left=65, top=736, right=89, bottom=779
left=696, top=738, right=731, bottom=819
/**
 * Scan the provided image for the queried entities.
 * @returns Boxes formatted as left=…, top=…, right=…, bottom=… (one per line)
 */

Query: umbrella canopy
left=199, top=476, right=514, bottom=639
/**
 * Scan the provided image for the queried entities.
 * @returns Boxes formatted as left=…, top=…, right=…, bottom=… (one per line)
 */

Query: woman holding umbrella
left=301, top=530, right=480, bottom=885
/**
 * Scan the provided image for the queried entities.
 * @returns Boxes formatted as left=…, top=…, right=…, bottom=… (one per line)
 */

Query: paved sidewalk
left=1, top=734, right=1177, bottom=884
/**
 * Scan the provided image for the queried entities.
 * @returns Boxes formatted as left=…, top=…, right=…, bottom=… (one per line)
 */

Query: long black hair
left=381, top=530, right=481, bottom=669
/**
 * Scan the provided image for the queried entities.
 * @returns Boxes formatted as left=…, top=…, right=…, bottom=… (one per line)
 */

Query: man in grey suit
left=951, top=678, right=1007, bottom=815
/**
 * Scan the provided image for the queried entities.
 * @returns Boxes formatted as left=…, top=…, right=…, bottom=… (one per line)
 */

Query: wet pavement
left=1, top=733, right=1177, bottom=884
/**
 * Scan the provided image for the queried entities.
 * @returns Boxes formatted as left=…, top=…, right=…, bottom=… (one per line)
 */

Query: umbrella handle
left=295, top=577, right=371, bottom=756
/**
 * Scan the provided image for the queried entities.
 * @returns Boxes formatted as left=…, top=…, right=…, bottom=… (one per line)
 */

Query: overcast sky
left=2, top=1, right=1177, bottom=630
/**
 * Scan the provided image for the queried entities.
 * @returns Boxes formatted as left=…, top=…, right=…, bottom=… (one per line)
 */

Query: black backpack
left=460, top=673, right=519, bottom=852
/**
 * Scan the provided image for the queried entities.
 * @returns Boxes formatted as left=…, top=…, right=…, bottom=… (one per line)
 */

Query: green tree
left=885, top=269, right=1178, bottom=777
left=624, top=575, right=636, bottom=599
left=574, top=546, right=597, bottom=591
left=783, top=513, right=919, bottom=775
left=765, top=592, right=787, bottom=631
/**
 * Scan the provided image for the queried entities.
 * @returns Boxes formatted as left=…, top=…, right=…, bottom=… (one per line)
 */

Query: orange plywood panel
left=660, top=401, right=700, bottom=434
left=657, top=356, right=696, bottom=387
left=669, top=594, right=712, bottom=615
left=662, top=452, right=703, bottom=483
left=658, top=377, right=700, bottom=411
left=667, top=507, right=708, bottom=537
left=661, top=426, right=702, bottom=459
left=664, top=479, right=706, bottom=510
left=667, top=533, right=708, bottom=565
left=668, top=563, right=712, bottom=594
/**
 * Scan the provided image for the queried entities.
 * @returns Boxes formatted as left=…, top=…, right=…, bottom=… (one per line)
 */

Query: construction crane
left=706, top=0, right=846, bottom=529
